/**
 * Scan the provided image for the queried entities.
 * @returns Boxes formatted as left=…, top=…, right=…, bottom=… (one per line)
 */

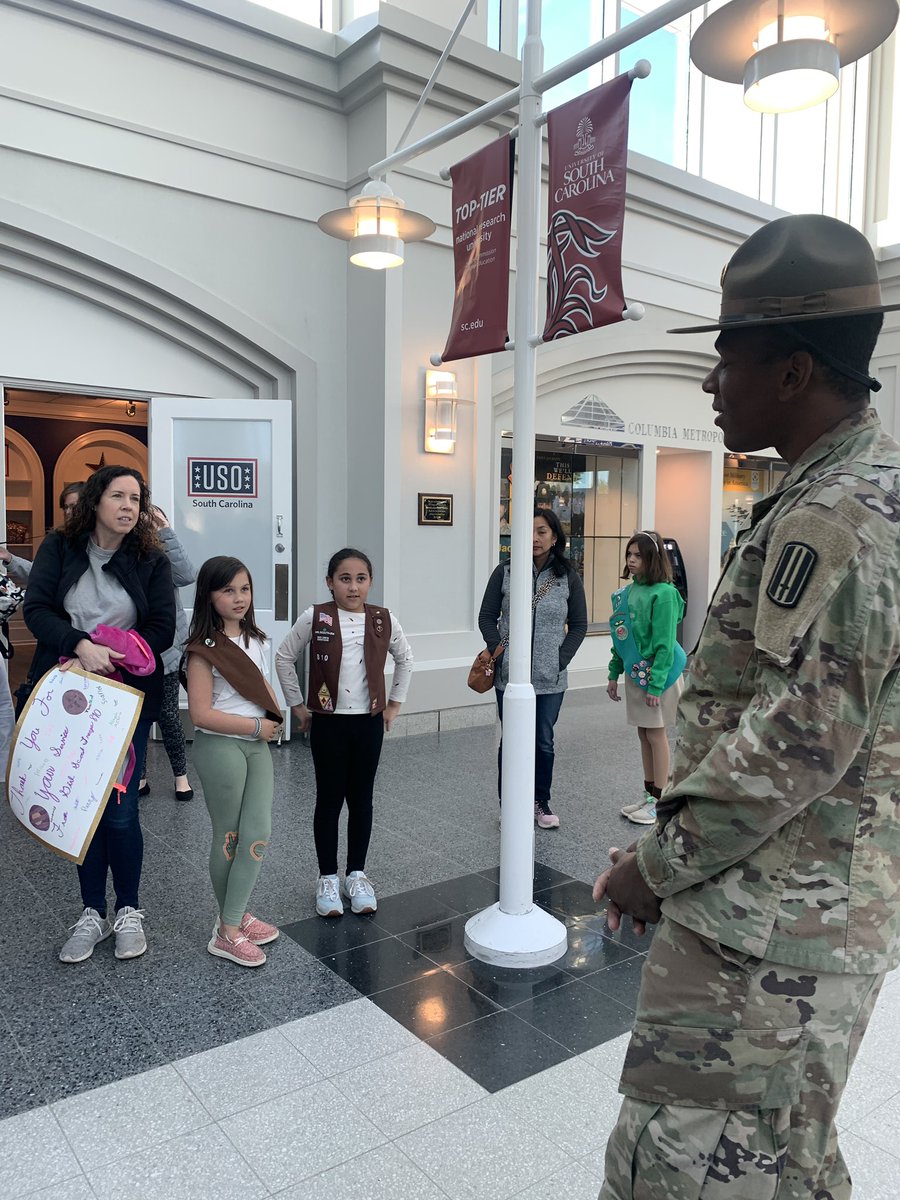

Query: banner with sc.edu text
left=442, top=134, right=514, bottom=362
left=543, top=72, right=633, bottom=342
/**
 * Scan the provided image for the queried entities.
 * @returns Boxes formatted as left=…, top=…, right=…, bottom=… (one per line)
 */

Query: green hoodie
left=608, top=579, right=684, bottom=697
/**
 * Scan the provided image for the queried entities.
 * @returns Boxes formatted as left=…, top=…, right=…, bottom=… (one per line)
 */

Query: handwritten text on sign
left=7, top=667, right=143, bottom=864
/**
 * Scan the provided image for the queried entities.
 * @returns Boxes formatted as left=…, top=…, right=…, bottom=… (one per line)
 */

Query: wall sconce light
left=424, top=369, right=459, bottom=454
left=318, top=179, right=436, bottom=270
left=691, top=0, right=897, bottom=115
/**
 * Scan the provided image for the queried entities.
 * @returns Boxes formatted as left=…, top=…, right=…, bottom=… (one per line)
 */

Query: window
left=499, top=437, right=641, bottom=628
left=489, top=0, right=869, bottom=223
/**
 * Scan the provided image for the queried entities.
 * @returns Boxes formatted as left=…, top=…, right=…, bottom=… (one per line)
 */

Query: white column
left=464, top=0, right=568, bottom=969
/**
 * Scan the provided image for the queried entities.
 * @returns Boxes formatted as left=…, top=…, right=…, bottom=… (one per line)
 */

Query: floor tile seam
left=13, top=1103, right=88, bottom=1190
left=841, top=1083, right=900, bottom=1128
left=169, top=1052, right=281, bottom=1126
left=49, top=1067, right=219, bottom=1176
left=76, top=1122, right=276, bottom=1199
left=386, top=1137, right=457, bottom=1200
left=391, top=1093, right=579, bottom=1200
left=19, top=1171, right=99, bottom=1200
left=499, top=984, right=634, bottom=1057
left=843, top=1118, right=900, bottom=1155
left=344, top=1085, right=489, bottom=1144
left=326, top=1036, right=491, bottom=1111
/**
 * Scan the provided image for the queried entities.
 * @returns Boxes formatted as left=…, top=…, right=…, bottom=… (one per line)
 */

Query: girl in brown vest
left=185, top=556, right=283, bottom=967
left=275, top=548, right=413, bottom=917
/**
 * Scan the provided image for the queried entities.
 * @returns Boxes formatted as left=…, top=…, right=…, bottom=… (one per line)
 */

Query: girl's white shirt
left=275, top=605, right=413, bottom=713
left=195, top=633, right=270, bottom=740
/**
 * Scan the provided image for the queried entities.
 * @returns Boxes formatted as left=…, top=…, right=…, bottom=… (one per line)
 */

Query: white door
left=149, top=398, right=293, bottom=728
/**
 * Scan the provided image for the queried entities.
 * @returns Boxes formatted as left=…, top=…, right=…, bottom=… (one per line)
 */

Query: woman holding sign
left=23, top=466, right=175, bottom=963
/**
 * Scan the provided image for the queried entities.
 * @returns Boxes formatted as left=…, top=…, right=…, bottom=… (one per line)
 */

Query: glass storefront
left=720, top=454, right=788, bottom=559
left=499, top=436, right=640, bottom=630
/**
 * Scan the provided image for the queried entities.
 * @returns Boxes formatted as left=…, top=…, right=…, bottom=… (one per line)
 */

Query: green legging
left=192, top=729, right=274, bottom=926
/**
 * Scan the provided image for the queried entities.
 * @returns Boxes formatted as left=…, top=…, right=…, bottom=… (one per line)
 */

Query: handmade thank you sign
left=7, top=667, right=144, bottom=864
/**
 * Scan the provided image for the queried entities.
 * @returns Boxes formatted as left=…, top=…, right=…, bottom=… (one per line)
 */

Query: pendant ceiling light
left=691, top=0, right=898, bottom=115
left=317, top=179, right=436, bottom=270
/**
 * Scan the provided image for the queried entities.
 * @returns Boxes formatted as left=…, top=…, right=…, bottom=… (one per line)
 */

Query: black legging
left=139, top=670, right=188, bottom=779
left=310, top=711, right=384, bottom=875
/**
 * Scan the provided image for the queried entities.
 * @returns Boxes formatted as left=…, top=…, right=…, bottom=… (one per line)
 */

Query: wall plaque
left=418, top=493, right=453, bottom=526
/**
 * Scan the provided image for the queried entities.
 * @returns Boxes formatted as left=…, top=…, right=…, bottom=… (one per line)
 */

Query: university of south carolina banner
left=542, top=73, right=633, bottom=342
left=441, top=135, right=514, bottom=362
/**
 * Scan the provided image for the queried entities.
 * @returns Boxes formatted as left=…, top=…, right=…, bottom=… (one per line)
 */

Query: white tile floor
left=5, top=977, right=900, bottom=1200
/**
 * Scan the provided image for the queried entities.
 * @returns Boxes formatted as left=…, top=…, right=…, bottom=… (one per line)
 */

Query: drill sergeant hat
left=669, top=214, right=900, bottom=392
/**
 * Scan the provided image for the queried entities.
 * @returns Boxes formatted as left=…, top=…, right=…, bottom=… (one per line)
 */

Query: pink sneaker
left=240, top=912, right=279, bottom=945
left=534, top=802, right=560, bottom=830
left=207, top=930, right=266, bottom=967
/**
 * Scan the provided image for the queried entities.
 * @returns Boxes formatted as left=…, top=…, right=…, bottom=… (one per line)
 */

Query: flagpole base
left=464, top=903, right=567, bottom=968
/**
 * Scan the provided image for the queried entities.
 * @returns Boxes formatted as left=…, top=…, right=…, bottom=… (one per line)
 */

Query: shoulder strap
left=184, top=635, right=281, bottom=721
left=609, top=585, right=644, bottom=675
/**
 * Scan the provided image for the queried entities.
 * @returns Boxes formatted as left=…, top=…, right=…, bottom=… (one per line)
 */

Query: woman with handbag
left=23, top=466, right=175, bottom=963
left=606, top=531, right=685, bottom=826
left=477, top=508, right=587, bottom=829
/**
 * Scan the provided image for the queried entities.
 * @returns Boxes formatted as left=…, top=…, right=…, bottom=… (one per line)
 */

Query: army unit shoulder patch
left=765, top=542, right=818, bottom=608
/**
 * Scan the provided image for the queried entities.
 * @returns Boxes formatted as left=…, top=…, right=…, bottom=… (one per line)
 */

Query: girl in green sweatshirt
left=606, top=531, right=685, bottom=825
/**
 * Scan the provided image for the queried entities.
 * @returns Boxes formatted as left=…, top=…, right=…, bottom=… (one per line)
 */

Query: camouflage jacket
left=637, top=408, right=900, bottom=974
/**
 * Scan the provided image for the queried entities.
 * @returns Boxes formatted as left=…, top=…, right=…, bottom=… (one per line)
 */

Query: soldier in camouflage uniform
left=594, top=214, right=900, bottom=1199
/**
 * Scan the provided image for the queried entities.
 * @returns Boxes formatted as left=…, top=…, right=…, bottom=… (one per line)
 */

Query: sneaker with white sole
left=112, top=906, right=147, bottom=959
left=207, top=930, right=266, bottom=967
left=211, top=912, right=280, bottom=946
left=625, top=799, right=657, bottom=825
left=621, top=791, right=654, bottom=817
left=59, top=907, right=112, bottom=963
left=534, top=801, right=560, bottom=830
left=342, top=870, right=377, bottom=915
left=316, top=874, right=343, bottom=917
left=240, top=912, right=279, bottom=945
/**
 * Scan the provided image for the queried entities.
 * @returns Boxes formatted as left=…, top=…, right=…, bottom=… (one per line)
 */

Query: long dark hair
left=65, top=465, right=160, bottom=557
left=622, top=531, right=673, bottom=585
left=532, top=507, right=573, bottom=579
left=189, top=556, right=266, bottom=646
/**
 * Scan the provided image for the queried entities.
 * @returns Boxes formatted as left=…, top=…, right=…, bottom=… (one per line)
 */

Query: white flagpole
left=463, top=0, right=569, bottom=966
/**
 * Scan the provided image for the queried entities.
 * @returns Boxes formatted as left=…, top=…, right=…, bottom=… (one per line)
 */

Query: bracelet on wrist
left=253, top=717, right=261, bottom=738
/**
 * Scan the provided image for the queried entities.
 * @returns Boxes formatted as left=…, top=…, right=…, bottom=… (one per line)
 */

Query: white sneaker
left=113, top=906, right=147, bottom=959
left=626, top=799, right=657, bottom=826
left=621, top=791, right=653, bottom=817
left=316, top=874, right=343, bottom=918
left=59, top=907, right=112, bottom=963
left=342, top=870, right=377, bottom=915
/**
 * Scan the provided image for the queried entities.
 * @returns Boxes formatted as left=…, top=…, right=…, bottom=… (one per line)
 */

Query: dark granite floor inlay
left=282, top=862, right=649, bottom=1093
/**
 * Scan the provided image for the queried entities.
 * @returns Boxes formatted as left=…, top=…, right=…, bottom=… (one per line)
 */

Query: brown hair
left=622, top=531, right=673, bottom=585
left=189, top=556, right=266, bottom=647
left=65, top=466, right=161, bottom=557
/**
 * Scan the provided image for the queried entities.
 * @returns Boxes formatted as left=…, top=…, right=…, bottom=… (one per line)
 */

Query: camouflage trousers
left=599, top=917, right=883, bottom=1200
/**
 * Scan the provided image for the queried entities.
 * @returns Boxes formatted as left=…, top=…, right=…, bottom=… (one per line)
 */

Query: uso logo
left=188, top=458, right=258, bottom=498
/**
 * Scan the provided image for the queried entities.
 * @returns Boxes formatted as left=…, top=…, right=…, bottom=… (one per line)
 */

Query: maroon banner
left=442, top=135, right=513, bottom=362
left=542, top=73, right=633, bottom=342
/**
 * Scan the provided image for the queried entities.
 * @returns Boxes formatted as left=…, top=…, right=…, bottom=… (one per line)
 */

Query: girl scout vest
left=609, top=584, right=686, bottom=693
left=307, top=601, right=392, bottom=715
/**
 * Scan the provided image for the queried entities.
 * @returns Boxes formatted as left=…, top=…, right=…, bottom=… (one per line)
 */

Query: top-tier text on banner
left=442, top=135, right=514, bottom=362
left=542, top=73, right=633, bottom=342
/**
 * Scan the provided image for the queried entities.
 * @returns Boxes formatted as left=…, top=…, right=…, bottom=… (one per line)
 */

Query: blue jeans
left=496, top=689, right=566, bottom=810
left=77, top=717, right=152, bottom=915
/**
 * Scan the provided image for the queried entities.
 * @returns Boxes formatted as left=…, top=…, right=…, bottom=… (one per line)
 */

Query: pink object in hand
left=90, top=626, right=156, bottom=676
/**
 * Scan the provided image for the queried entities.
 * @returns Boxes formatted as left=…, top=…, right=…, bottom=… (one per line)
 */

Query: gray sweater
left=478, top=559, right=588, bottom=695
